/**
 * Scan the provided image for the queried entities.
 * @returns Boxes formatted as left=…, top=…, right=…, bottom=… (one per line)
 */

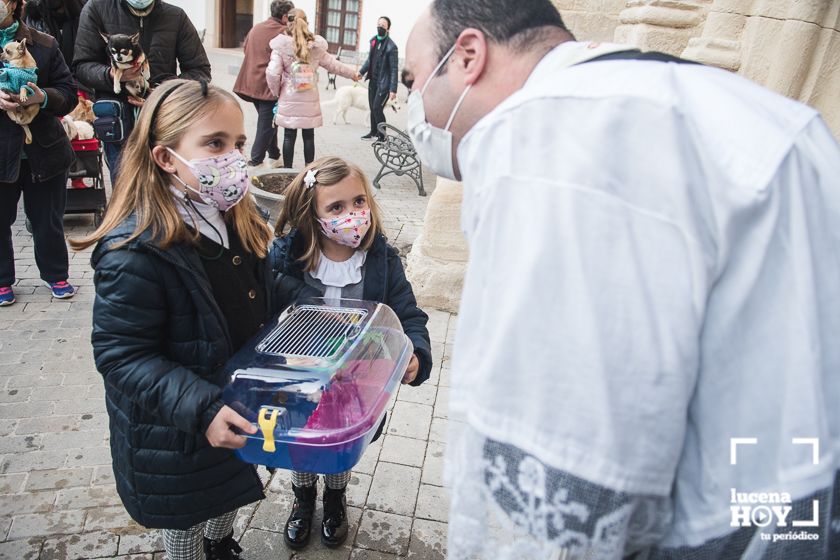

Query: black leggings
left=283, top=128, right=314, bottom=169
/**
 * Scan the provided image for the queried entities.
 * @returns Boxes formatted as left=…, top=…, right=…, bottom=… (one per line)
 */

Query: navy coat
left=269, top=229, right=433, bottom=387
left=90, top=215, right=269, bottom=530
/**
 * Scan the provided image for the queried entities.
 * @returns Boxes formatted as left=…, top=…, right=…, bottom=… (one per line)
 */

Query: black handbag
left=91, top=99, right=126, bottom=143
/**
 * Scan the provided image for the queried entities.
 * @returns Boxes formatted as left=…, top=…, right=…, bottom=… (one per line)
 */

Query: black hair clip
left=199, top=79, right=208, bottom=97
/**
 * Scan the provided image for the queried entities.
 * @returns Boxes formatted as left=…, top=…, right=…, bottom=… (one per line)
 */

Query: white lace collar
left=311, top=250, right=367, bottom=288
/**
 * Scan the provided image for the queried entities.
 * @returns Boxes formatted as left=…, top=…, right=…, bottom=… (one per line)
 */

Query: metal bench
left=371, top=123, right=426, bottom=196
left=327, top=47, right=361, bottom=90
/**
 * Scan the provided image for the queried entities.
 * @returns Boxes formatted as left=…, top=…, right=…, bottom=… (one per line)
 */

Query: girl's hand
left=205, top=405, right=257, bottom=449
left=402, top=354, right=420, bottom=384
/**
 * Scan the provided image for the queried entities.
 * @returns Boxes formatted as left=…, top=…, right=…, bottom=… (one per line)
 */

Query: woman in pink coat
left=266, top=9, right=359, bottom=168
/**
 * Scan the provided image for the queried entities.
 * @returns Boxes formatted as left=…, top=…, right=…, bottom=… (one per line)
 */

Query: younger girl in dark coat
left=270, top=156, right=432, bottom=550
left=72, top=80, right=273, bottom=560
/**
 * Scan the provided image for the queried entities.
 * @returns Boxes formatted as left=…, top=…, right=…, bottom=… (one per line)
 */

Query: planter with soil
left=250, top=168, right=299, bottom=220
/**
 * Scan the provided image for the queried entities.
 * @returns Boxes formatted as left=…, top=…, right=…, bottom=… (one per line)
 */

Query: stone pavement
left=0, top=49, right=454, bottom=559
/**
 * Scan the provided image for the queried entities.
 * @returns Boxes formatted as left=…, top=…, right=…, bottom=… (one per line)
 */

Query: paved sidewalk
left=0, top=50, right=453, bottom=560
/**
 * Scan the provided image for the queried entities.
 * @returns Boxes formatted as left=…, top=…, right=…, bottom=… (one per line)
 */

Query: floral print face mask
left=167, top=148, right=250, bottom=212
left=318, top=210, right=371, bottom=248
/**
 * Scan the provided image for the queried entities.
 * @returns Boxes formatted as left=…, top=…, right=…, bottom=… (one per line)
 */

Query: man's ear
left=151, top=145, right=177, bottom=174
left=453, top=28, right=487, bottom=87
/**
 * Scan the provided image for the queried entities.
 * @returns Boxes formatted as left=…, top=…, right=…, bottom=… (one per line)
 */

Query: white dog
left=322, top=84, right=400, bottom=125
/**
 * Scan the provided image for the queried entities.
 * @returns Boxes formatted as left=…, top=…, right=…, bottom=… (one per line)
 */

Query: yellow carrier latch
left=258, top=407, right=279, bottom=452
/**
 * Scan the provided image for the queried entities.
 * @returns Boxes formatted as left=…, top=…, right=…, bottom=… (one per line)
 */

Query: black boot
left=284, top=483, right=317, bottom=549
left=321, top=486, right=349, bottom=548
left=203, top=531, right=244, bottom=560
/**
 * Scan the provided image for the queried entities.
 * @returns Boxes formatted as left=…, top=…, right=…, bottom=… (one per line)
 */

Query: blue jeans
left=103, top=141, right=123, bottom=186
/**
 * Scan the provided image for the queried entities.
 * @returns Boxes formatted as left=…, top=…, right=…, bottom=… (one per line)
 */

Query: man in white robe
left=403, top=1, right=840, bottom=558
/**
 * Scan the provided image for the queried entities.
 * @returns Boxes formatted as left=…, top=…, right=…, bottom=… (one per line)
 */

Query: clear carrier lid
left=222, top=298, right=413, bottom=447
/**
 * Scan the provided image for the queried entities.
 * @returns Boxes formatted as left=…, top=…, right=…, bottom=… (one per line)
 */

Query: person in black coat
left=0, top=1, right=78, bottom=306
left=71, top=80, right=274, bottom=560
left=73, top=0, right=211, bottom=181
left=359, top=16, right=398, bottom=141
left=22, top=0, right=88, bottom=75
left=269, top=156, right=432, bottom=551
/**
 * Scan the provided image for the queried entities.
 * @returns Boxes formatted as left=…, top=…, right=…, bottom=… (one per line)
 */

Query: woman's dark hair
left=431, top=0, right=570, bottom=61
left=379, top=16, right=391, bottom=30
left=270, top=0, right=294, bottom=20
left=12, top=0, right=24, bottom=21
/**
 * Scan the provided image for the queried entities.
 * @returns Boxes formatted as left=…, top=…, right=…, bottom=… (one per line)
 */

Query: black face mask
left=377, top=26, right=387, bottom=37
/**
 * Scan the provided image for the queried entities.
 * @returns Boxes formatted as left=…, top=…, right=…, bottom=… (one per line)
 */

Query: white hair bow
left=304, top=169, right=318, bottom=189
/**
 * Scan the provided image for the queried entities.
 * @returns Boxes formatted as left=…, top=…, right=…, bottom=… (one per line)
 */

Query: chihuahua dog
left=68, top=96, right=95, bottom=124
left=0, top=38, right=40, bottom=144
left=101, top=32, right=150, bottom=98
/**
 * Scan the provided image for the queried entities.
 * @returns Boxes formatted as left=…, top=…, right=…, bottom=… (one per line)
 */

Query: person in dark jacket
left=70, top=80, right=273, bottom=560
left=269, top=156, right=432, bottom=550
left=234, top=0, right=293, bottom=168
left=359, top=16, right=398, bottom=141
left=22, top=0, right=88, bottom=75
left=73, top=0, right=211, bottom=181
left=0, top=0, right=78, bottom=306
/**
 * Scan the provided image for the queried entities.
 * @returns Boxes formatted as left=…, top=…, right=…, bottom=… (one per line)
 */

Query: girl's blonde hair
left=71, top=79, right=272, bottom=257
left=290, top=9, right=315, bottom=63
left=275, top=156, right=383, bottom=272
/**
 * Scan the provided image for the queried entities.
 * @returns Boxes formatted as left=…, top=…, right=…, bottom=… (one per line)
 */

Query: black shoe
left=321, top=486, right=349, bottom=548
left=203, top=531, right=244, bottom=560
left=361, top=133, right=376, bottom=140
left=284, top=483, right=317, bottom=549
left=376, top=135, right=385, bottom=142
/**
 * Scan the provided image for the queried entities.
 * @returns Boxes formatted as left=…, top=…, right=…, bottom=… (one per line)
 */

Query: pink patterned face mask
left=167, top=148, right=250, bottom=212
left=318, top=210, right=371, bottom=248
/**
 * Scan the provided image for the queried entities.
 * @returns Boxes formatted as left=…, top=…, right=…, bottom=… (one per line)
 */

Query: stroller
left=24, top=136, right=106, bottom=232
left=65, top=137, right=107, bottom=227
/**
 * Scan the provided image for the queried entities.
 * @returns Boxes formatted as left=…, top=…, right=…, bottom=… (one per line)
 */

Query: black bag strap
left=581, top=49, right=700, bottom=65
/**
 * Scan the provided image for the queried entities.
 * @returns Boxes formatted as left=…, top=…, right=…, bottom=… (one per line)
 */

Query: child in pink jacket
left=266, top=9, right=359, bottom=168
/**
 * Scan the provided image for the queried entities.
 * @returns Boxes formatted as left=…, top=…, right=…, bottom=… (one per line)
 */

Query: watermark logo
left=729, top=437, right=821, bottom=542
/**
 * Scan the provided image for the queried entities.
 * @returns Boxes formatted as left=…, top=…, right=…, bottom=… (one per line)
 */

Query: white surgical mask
left=407, top=44, right=472, bottom=181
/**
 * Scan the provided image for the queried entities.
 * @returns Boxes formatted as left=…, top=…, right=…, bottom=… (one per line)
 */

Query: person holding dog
left=73, top=0, right=211, bottom=182
left=234, top=0, right=293, bottom=169
left=359, top=16, right=397, bottom=142
left=0, top=0, right=79, bottom=306
left=266, top=8, right=360, bottom=169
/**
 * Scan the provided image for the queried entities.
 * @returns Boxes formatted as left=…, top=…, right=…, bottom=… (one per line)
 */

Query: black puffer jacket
left=90, top=215, right=268, bottom=530
left=0, top=22, right=76, bottom=183
left=73, top=0, right=210, bottom=96
left=269, top=229, right=433, bottom=386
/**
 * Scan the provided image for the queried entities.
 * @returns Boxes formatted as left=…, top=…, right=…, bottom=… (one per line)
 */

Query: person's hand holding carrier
left=205, top=405, right=258, bottom=449
left=403, top=354, right=420, bottom=384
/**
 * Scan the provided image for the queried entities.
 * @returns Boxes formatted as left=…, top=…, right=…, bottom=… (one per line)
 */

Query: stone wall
left=555, top=0, right=840, bottom=139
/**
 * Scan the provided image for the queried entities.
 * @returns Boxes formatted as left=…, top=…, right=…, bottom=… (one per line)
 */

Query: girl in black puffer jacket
left=71, top=80, right=273, bottom=560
